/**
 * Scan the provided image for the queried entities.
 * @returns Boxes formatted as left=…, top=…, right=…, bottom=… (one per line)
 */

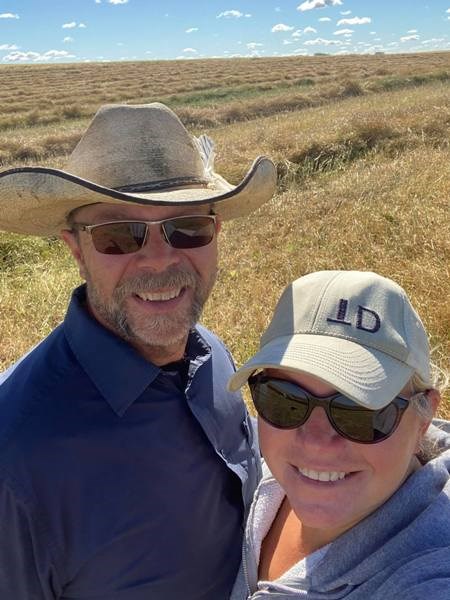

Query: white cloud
left=407, top=29, right=418, bottom=34
left=185, top=27, right=198, bottom=33
left=217, top=10, right=243, bottom=18
left=337, top=16, right=371, bottom=25
left=182, top=47, right=197, bottom=53
left=95, top=0, right=101, bottom=4
left=3, top=51, right=39, bottom=61
left=446, top=8, right=450, bottom=12
left=400, top=34, right=419, bottom=42
left=297, top=0, right=342, bottom=11
left=272, top=23, right=294, bottom=32
left=422, top=38, right=444, bottom=44
left=334, top=28, right=353, bottom=35
left=282, top=39, right=294, bottom=45
left=275, top=6, right=281, bottom=11
left=292, top=29, right=303, bottom=38
left=340, top=10, right=351, bottom=15
left=0, top=13, right=19, bottom=19
left=0, top=43, right=18, bottom=50
left=304, top=26, right=317, bottom=33
left=318, top=17, right=331, bottom=21
left=3, top=49, right=74, bottom=62
left=304, top=37, right=344, bottom=46
left=246, top=42, right=263, bottom=49
left=62, top=21, right=86, bottom=29
left=108, top=0, right=129, bottom=4
left=63, top=36, right=74, bottom=43
left=42, top=50, right=73, bottom=59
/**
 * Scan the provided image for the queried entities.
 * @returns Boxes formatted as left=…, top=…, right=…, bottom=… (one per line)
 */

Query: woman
left=228, top=270, right=450, bottom=599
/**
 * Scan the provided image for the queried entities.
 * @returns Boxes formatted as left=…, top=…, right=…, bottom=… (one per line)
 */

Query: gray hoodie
left=231, top=423, right=450, bottom=600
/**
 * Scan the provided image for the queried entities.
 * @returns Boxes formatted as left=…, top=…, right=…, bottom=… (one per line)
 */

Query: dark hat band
left=115, top=176, right=210, bottom=193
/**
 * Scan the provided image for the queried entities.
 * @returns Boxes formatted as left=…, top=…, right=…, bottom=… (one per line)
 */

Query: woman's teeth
left=297, top=467, right=347, bottom=482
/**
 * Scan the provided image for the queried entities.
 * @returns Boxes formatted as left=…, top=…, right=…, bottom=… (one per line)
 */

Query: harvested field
left=1, top=52, right=449, bottom=414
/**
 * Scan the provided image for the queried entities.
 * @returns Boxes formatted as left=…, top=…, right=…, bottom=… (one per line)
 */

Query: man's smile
left=134, top=288, right=185, bottom=302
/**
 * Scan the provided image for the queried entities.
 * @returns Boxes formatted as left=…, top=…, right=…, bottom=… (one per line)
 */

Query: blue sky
left=1, top=0, right=449, bottom=63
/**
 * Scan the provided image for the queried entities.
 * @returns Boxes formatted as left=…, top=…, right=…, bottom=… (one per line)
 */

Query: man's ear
left=60, top=229, right=87, bottom=280
left=215, top=216, right=222, bottom=234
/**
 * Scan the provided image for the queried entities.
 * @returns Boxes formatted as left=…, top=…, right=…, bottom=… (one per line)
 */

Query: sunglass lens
left=371, top=403, right=401, bottom=441
left=163, top=216, right=215, bottom=249
left=330, top=398, right=399, bottom=443
left=251, top=380, right=309, bottom=429
left=91, top=222, right=147, bottom=255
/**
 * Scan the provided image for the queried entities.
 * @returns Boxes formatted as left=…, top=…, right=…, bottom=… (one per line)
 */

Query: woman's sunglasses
left=248, top=373, right=410, bottom=444
left=72, top=215, right=217, bottom=255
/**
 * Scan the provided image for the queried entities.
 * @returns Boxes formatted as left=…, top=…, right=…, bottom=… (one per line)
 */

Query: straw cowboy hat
left=0, top=103, right=277, bottom=237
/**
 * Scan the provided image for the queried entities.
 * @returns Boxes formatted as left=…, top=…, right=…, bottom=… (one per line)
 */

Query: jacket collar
left=64, top=285, right=161, bottom=416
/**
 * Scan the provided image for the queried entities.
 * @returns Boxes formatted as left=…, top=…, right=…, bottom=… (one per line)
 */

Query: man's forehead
left=73, top=201, right=212, bottom=221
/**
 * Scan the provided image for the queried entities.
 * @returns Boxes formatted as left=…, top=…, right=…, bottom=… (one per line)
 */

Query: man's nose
left=133, top=223, right=181, bottom=270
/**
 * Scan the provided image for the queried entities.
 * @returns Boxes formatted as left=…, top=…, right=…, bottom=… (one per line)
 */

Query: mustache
left=113, top=267, right=197, bottom=300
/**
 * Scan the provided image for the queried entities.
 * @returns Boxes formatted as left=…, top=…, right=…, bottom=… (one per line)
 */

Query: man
left=0, top=103, right=277, bottom=599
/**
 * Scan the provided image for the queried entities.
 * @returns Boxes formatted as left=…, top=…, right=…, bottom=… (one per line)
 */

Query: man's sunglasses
left=72, top=215, right=217, bottom=255
left=248, top=373, right=410, bottom=444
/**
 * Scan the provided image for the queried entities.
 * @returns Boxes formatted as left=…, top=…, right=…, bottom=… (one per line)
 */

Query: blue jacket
left=0, top=285, right=261, bottom=599
left=231, top=424, right=450, bottom=599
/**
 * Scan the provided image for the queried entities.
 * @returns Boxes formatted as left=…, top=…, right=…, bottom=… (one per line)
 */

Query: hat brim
left=0, top=156, right=277, bottom=236
left=228, top=334, right=414, bottom=410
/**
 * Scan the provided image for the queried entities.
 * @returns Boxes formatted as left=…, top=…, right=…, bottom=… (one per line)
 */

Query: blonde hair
left=410, top=361, right=449, bottom=463
left=411, top=361, right=449, bottom=394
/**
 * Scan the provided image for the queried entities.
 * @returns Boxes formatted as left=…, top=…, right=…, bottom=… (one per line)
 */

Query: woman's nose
left=296, top=406, right=342, bottom=447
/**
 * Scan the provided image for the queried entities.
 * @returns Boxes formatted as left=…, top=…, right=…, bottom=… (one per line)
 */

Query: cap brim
left=228, top=334, right=414, bottom=409
left=0, top=156, right=277, bottom=236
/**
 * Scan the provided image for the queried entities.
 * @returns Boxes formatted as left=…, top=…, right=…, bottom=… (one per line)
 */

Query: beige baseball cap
left=228, top=270, right=430, bottom=409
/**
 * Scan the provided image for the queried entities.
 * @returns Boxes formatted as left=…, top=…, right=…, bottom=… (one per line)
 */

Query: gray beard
left=85, top=265, right=216, bottom=352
